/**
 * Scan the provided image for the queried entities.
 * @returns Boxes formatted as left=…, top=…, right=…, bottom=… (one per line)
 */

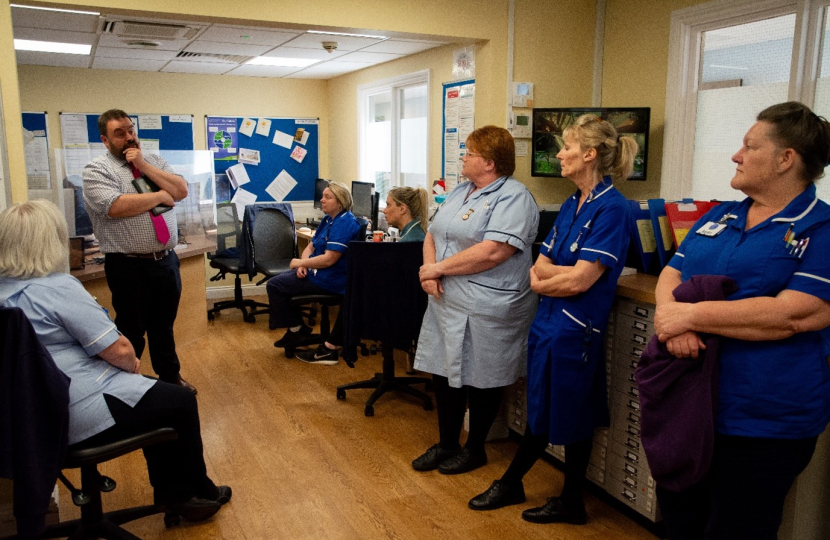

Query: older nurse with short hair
left=411, top=125, right=539, bottom=475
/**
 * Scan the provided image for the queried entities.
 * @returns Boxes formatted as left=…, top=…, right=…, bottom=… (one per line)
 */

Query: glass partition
left=52, top=148, right=217, bottom=261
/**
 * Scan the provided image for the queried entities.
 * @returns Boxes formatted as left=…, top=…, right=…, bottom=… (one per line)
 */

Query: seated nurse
left=382, top=186, right=429, bottom=242
left=0, top=200, right=230, bottom=525
left=267, top=181, right=362, bottom=365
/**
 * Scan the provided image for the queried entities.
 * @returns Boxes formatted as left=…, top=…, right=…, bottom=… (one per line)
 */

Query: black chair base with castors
left=1, top=428, right=178, bottom=540
left=336, top=344, right=433, bottom=416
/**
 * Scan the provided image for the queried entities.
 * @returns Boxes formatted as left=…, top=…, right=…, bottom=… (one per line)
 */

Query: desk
left=70, top=235, right=216, bottom=352
left=297, top=229, right=313, bottom=254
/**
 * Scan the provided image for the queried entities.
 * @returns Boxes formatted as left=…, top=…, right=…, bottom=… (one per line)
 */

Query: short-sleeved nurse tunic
left=414, top=176, right=539, bottom=389
left=668, top=184, right=830, bottom=439
left=526, top=178, right=631, bottom=445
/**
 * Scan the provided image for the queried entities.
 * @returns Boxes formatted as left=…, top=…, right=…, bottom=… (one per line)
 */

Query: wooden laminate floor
left=56, top=300, right=660, bottom=540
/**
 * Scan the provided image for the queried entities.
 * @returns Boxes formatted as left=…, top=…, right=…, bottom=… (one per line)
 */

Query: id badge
left=696, top=221, right=726, bottom=237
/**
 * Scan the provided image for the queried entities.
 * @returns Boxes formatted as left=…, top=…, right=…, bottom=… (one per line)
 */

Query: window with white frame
left=663, top=0, right=830, bottom=202
left=358, top=70, right=429, bottom=206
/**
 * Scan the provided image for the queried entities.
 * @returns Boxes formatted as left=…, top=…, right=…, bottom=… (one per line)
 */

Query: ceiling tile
left=11, top=6, right=99, bottom=33
left=95, top=46, right=178, bottom=60
left=262, top=46, right=348, bottom=61
left=224, top=64, right=303, bottom=78
left=92, top=57, right=168, bottom=72
left=337, top=51, right=402, bottom=64
left=16, top=50, right=91, bottom=68
left=360, top=39, right=441, bottom=55
left=97, top=33, right=193, bottom=51
left=13, top=27, right=96, bottom=45
left=287, top=60, right=373, bottom=78
left=199, top=25, right=299, bottom=47
left=281, top=33, right=385, bottom=52
left=184, top=40, right=271, bottom=56
left=161, top=60, right=237, bottom=75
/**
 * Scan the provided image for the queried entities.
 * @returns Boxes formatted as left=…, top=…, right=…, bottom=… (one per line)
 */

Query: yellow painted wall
left=602, top=0, right=712, bottom=201
left=512, top=0, right=597, bottom=205
left=0, top=0, right=27, bottom=202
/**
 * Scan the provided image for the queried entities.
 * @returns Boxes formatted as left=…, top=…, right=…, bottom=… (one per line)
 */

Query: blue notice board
left=206, top=116, right=319, bottom=202
left=59, top=112, right=195, bottom=151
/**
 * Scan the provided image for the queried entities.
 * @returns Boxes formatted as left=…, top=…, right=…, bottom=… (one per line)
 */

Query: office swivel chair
left=207, top=202, right=266, bottom=323
left=0, top=307, right=179, bottom=540
left=283, top=218, right=369, bottom=358
left=337, top=241, right=433, bottom=416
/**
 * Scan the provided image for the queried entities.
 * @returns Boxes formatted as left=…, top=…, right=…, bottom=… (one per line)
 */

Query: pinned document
left=290, top=146, right=307, bottom=163
left=238, top=148, right=260, bottom=165
left=266, top=170, right=297, bottom=202
left=226, top=163, right=251, bottom=189
left=231, top=188, right=257, bottom=221
left=256, top=118, right=272, bottom=137
left=239, top=118, right=256, bottom=137
left=272, top=129, right=294, bottom=149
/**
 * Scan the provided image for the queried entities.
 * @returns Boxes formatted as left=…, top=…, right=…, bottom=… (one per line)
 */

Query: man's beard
left=117, top=140, right=139, bottom=159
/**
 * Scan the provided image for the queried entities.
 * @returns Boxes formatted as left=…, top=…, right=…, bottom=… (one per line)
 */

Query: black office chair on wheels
left=337, top=241, right=433, bottom=416
left=207, top=202, right=266, bottom=323
left=0, top=307, right=179, bottom=540
left=283, top=218, right=368, bottom=358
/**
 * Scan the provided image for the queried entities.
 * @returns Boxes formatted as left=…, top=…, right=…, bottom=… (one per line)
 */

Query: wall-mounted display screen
left=532, top=107, right=650, bottom=180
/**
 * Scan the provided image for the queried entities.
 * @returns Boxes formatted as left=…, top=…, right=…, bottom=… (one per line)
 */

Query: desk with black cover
left=339, top=242, right=433, bottom=416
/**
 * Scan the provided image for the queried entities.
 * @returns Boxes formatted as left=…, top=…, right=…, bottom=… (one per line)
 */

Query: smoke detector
left=322, top=41, right=338, bottom=53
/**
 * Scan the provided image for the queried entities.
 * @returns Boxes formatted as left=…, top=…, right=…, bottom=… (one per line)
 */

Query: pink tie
left=129, top=163, right=170, bottom=245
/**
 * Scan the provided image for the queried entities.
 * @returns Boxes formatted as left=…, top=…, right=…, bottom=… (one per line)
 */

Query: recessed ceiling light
left=246, top=56, right=319, bottom=68
left=14, top=39, right=91, bottom=55
left=307, top=30, right=386, bottom=40
left=10, top=4, right=99, bottom=15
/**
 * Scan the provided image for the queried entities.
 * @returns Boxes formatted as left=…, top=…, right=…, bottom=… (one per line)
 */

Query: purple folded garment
left=635, top=275, right=738, bottom=492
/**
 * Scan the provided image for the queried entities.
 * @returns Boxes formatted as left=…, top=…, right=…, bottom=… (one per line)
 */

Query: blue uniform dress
left=307, top=210, right=362, bottom=295
left=414, top=176, right=539, bottom=389
left=668, top=184, right=830, bottom=439
left=527, top=178, right=631, bottom=445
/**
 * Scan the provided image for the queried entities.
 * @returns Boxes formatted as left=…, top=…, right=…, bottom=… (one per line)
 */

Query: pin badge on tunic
left=462, top=208, right=475, bottom=220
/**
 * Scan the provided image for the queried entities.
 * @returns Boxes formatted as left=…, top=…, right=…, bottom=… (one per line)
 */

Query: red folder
left=664, top=201, right=721, bottom=249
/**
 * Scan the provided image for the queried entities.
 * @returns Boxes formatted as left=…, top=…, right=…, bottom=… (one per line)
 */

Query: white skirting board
left=206, top=283, right=267, bottom=301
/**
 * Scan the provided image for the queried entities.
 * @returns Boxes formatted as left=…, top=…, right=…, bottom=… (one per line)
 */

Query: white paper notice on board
left=256, top=118, right=271, bottom=137
left=238, top=148, right=260, bottom=165
left=266, top=170, right=297, bottom=202
left=140, top=139, right=160, bottom=156
left=226, top=162, right=251, bottom=189
left=169, top=115, right=191, bottom=123
left=272, top=129, right=294, bottom=149
left=231, top=188, right=257, bottom=221
left=138, top=115, right=162, bottom=130
left=239, top=118, right=256, bottom=137
left=298, top=131, right=310, bottom=145
left=515, top=140, right=529, bottom=157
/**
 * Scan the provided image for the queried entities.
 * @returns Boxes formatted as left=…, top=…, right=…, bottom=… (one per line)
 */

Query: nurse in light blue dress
left=469, top=114, right=638, bottom=525
left=411, top=126, right=539, bottom=476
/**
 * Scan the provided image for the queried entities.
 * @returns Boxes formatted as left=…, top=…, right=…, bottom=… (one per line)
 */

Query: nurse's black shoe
left=274, top=324, right=311, bottom=347
left=412, top=444, right=461, bottom=471
left=438, top=447, right=487, bottom=475
left=521, top=497, right=587, bottom=525
left=468, top=480, right=526, bottom=510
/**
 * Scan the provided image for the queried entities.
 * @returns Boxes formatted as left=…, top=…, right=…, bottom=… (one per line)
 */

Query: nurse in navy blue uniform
left=469, top=114, right=638, bottom=525
left=653, top=103, right=830, bottom=540
left=267, top=181, right=362, bottom=365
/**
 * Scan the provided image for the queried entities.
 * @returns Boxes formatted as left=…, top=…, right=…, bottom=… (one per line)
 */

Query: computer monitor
left=313, top=178, right=330, bottom=210
left=351, top=181, right=376, bottom=228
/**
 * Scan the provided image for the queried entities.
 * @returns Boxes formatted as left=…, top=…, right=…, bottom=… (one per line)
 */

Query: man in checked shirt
left=83, top=109, right=196, bottom=394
